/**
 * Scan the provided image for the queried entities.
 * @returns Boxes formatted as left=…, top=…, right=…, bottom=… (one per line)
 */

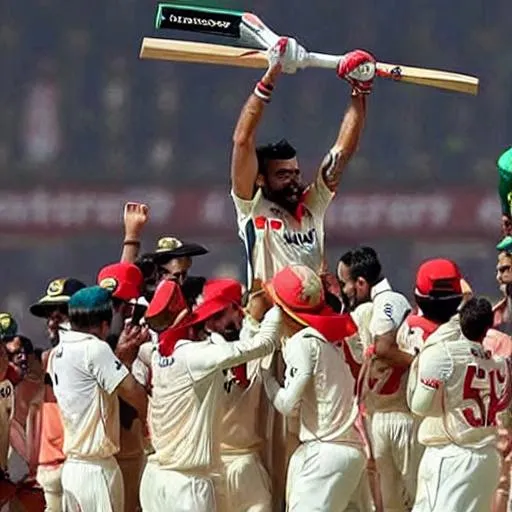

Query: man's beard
left=222, top=325, right=241, bottom=342
left=265, top=182, right=306, bottom=212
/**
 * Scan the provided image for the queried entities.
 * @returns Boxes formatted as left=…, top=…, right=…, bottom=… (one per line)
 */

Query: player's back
left=149, top=339, right=225, bottom=472
left=418, top=337, right=511, bottom=448
left=289, top=328, right=360, bottom=446
left=49, top=332, right=122, bottom=459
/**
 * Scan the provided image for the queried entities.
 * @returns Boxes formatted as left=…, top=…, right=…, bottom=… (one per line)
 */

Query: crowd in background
left=0, top=1, right=511, bottom=187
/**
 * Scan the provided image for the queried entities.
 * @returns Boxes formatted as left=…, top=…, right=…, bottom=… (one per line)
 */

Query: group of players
left=1, top=36, right=512, bottom=512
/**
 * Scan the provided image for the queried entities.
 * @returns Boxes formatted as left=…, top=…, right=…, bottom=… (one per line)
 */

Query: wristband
left=253, top=80, right=273, bottom=103
left=123, top=240, right=141, bottom=246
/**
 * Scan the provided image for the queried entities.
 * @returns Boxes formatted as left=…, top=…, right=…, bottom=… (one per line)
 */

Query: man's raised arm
left=318, top=50, right=376, bottom=192
left=231, top=38, right=300, bottom=200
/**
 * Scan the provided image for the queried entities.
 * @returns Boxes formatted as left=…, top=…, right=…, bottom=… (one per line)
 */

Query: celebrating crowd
left=1, top=38, right=512, bottom=512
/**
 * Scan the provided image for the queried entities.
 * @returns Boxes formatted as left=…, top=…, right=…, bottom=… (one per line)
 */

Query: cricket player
left=397, top=258, right=465, bottom=356
left=204, top=281, right=273, bottom=512
left=338, top=247, right=414, bottom=511
left=408, top=297, right=512, bottom=512
left=0, top=339, right=16, bottom=508
left=260, top=264, right=369, bottom=511
left=48, top=286, right=148, bottom=512
left=29, top=277, right=86, bottom=512
left=98, top=262, right=149, bottom=512
left=231, top=39, right=375, bottom=288
left=231, top=38, right=375, bottom=507
left=139, top=279, right=282, bottom=512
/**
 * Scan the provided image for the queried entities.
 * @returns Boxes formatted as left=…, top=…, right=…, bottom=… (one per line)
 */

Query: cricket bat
left=140, top=38, right=479, bottom=95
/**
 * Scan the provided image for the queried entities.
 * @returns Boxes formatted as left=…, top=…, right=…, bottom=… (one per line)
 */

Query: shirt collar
left=371, top=278, right=392, bottom=300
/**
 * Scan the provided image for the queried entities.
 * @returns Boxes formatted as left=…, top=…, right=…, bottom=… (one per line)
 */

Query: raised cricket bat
left=155, top=3, right=280, bottom=49
left=140, top=38, right=479, bottom=95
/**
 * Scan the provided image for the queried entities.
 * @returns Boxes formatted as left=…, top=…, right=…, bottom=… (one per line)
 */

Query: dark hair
left=256, top=139, right=296, bottom=176
left=70, top=309, right=113, bottom=331
left=182, top=276, right=206, bottom=308
left=325, top=292, right=343, bottom=313
left=460, top=297, right=493, bottom=342
left=18, top=335, right=34, bottom=355
left=415, top=295, right=462, bottom=324
left=339, top=246, right=382, bottom=286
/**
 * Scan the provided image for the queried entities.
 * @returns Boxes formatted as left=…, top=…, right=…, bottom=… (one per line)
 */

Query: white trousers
left=61, top=456, right=124, bottom=512
left=139, top=461, right=216, bottom=512
left=413, top=443, right=500, bottom=512
left=221, top=452, right=272, bottom=512
left=286, top=441, right=370, bottom=512
left=37, top=464, right=63, bottom=512
left=372, top=411, right=424, bottom=511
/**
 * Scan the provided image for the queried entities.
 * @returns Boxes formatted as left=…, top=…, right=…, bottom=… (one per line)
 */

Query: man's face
left=46, top=308, right=68, bottom=346
left=205, top=304, right=243, bottom=341
left=160, top=257, right=193, bottom=285
left=497, top=252, right=512, bottom=295
left=5, top=337, right=27, bottom=375
left=259, top=158, right=305, bottom=212
left=337, top=262, right=370, bottom=311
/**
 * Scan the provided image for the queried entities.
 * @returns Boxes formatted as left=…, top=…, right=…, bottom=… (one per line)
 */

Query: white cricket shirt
left=0, top=378, right=14, bottom=472
left=409, top=331, right=510, bottom=449
left=263, top=327, right=360, bottom=446
left=220, top=316, right=265, bottom=454
left=148, top=309, right=280, bottom=472
left=363, top=278, right=412, bottom=413
left=48, top=330, right=129, bottom=460
left=231, top=174, right=333, bottom=286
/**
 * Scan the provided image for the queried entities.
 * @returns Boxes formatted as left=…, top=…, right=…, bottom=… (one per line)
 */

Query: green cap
left=68, top=286, right=112, bottom=315
left=498, top=147, right=512, bottom=216
left=497, top=236, right=512, bottom=253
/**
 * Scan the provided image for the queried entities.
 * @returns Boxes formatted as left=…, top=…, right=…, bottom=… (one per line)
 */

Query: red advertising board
left=0, top=187, right=501, bottom=240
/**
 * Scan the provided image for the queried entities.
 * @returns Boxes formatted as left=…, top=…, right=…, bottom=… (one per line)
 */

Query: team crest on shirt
left=383, top=303, right=394, bottom=319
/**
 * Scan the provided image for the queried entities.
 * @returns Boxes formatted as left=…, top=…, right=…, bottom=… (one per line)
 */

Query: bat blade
left=140, top=38, right=479, bottom=95
left=376, top=63, right=479, bottom=96
left=140, top=37, right=267, bottom=69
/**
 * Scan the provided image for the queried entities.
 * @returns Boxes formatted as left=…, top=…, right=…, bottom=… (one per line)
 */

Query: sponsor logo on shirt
left=284, top=228, right=317, bottom=246
left=158, top=356, right=175, bottom=368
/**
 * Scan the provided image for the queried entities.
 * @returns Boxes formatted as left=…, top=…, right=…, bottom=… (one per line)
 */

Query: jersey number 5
left=462, top=363, right=511, bottom=427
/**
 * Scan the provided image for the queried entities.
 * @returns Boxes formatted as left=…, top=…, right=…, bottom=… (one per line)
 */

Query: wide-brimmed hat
left=97, top=262, right=143, bottom=302
left=29, top=278, right=86, bottom=318
left=158, top=278, right=242, bottom=356
left=151, top=236, right=208, bottom=265
left=264, top=264, right=357, bottom=342
left=414, top=259, right=463, bottom=299
left=145, top=280, right=190, bottom=332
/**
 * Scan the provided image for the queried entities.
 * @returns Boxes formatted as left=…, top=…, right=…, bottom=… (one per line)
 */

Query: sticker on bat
left=156, top=4, right=243, bottom=38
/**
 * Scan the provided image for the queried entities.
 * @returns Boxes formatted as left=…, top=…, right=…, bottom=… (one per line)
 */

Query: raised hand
left=337, top=49, right=376, bottom=95
left=123, top=202, right=149, bottom=241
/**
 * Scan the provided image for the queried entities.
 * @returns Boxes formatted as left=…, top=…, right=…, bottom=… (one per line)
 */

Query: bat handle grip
left=304, top=52, right=343, bottom=70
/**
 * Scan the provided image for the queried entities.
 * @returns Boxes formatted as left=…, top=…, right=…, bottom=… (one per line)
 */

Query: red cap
left=97, top=263, right=143, bottom=302
left=145, top=280, right=189, bottom=332
left=264, top=265, right=357, bottom=343
left=158, top=278, right=242, bottom=356
left=415, top=259, right=462, bottom=297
